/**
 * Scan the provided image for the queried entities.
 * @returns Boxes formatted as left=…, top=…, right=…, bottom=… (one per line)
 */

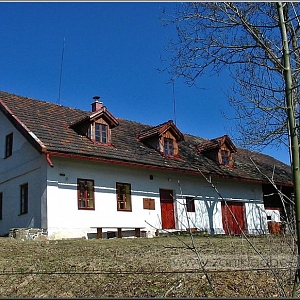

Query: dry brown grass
left=0, top=233, right=297, bottom=298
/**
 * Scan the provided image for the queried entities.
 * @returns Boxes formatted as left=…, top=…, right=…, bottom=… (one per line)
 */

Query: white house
left=0, top=91, right=293, bottom=239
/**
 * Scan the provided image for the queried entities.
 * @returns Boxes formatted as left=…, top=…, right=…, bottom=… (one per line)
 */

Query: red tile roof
left=0, top=91, right=293, bottom=186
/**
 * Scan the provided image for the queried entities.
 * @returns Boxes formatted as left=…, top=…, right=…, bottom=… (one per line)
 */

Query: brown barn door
left=222, top=201, right=246, bottom=234
left=160, top=189, right=175, bottom=229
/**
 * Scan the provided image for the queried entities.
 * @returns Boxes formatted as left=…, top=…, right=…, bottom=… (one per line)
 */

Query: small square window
left=5, top=133, right=13, bottom=158
left=78, top=179, right=95, bottom=210
left=116, top=182, right=132, bottom=211
left=186, top=197, right=195, bottom=212
left=143, top=198, right=155, bottom=210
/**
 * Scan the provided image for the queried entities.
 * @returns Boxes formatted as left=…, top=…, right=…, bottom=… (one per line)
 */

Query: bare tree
left=162, top=2, right=298, bottom=148
left=161, top=2, right=300, bottom=295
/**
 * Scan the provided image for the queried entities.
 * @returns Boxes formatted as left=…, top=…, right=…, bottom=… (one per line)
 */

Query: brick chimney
left=91, top=96, right=103, bottom=112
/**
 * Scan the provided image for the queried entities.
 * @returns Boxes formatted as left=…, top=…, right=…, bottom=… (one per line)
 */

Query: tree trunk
left=277, top=2, right=300, bottom=295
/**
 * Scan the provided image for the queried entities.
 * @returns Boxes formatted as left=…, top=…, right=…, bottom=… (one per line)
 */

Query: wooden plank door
left=160, top=189, right=175, bottom=229
left=221, top=201, right=246, bottom=235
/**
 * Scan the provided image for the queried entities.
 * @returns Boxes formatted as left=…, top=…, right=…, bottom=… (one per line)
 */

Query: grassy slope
left=0, top=235, right=296, bottom=297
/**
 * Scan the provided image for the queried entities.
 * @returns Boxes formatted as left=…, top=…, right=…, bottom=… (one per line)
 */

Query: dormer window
left=197, top=135, right=237, bottom=168
left=137, top=120, right=184, bottom=158
left=164, top=138, right=174, bottom=155
left=70, top=96, right=119, bottom=146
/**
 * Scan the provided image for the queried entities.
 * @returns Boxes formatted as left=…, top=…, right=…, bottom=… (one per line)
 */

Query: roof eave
left=46, top=150, right=293, bottom=187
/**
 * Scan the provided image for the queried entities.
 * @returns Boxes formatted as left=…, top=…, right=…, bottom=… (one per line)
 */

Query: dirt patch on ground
left=0, top=234, right=297, bottom=297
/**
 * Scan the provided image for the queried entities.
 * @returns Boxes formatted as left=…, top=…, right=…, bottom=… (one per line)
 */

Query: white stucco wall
left=265, top=209, right=281, bottom=222
left=0, top=111, right=47, bottom=236
left=46, top=156, right=268, bottom=239
left=175, top=176, right=267, bottom=235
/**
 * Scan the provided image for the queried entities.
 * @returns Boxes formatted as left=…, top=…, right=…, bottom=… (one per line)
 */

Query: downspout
left=45, top=152, right=54, bottom=168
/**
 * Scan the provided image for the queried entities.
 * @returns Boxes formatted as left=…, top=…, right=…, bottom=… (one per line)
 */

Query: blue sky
left=0, top=2, right=291, bottom=165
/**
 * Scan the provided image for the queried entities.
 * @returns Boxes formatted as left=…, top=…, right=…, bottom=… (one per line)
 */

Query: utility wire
left=173, top=81, right=176, bottom=125
left=57, top=38, right=65, bottom=104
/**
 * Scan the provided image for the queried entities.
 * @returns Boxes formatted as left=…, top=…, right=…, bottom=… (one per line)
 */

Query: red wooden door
left=160, top=189, right=175, bottom=229
left=221, top=201, right=246, bottom=234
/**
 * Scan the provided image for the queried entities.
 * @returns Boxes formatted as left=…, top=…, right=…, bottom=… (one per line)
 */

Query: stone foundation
left=9, top=228, right=48, bottom=241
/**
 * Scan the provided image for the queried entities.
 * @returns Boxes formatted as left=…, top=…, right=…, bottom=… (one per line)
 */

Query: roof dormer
left=70, top=96, right=119, bottom=145
left=196, top=135, right=237, bottom=167
left=137, top=120, right=184, bottom=157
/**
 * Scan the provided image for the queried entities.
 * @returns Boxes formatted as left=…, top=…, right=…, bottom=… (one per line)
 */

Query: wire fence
left=0, top=264, right=297, bottom=298
left=0, top=232, right=299, bottom=298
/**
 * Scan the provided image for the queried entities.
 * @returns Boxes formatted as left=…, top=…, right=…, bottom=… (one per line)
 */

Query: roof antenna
left=172, top=80, right=177, bottom=125
left=57, top=38, right=65, bottom=104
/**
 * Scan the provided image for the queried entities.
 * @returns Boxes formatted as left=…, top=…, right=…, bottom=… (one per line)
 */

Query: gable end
left=0, top=99, right=46, bottom=154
